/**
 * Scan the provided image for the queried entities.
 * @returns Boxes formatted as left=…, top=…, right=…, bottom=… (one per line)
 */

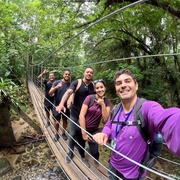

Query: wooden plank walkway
left=28, top=80, right=109, bottom=180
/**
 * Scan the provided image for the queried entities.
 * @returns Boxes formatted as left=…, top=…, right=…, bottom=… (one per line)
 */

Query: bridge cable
left=33, top=0, right=148, bottom=66
left=32, top=80, right=177, bottom=180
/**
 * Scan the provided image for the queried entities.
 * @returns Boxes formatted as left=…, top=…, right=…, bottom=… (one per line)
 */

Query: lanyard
left=115, top=107, right=133, bottom=138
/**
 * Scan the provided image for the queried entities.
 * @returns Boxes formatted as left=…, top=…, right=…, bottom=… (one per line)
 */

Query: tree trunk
left=8, top=102, right=42, bottom=134
left=0, top=98, right=16, bottom=145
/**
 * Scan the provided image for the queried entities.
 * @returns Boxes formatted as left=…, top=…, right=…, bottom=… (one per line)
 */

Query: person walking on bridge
left=49, top=70, right=71, bottom=142
left=79, top=79, right=111, bottom=167
left=38, top=69, right=55, bottom=127
left=56, top=67, right=95, bottom=167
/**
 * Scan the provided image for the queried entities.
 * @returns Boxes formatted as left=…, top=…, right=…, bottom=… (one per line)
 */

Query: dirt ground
left=0, top=111, right=39, bottom=167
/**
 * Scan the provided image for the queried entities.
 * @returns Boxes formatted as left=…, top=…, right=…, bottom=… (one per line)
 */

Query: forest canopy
left=0, top=0, right=180, bottom=106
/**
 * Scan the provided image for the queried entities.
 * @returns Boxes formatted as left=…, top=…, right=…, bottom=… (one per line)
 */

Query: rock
left=19, top=120, right=25, bottom=125
left=13, top=146, right=26, bottom=154
left=0, top=158, right=12, bottom=176
left=22, top=159, right=40, bottom=167
left=26, top=143, right=33, bottom=151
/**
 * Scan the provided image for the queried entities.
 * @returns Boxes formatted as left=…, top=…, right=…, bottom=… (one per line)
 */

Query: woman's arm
left=79, top=103, right=91, bottom=141
left=97, top=98, right=111, bottom=122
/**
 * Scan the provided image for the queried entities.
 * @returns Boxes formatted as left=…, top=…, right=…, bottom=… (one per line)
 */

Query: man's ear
left=136, top=82, right=138, bottom=91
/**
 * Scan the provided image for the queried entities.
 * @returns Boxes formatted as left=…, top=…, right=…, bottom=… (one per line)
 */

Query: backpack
left=67, top=79, right=82, bottom=109
left=110, top=98, right=163, bottom=178
left=88, top=94, right=109, bottom=108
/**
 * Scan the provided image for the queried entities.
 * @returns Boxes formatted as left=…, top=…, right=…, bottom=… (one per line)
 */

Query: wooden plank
left=28, top=81, right=108, bottom=180
left=29, top=82, right=84, bottom=180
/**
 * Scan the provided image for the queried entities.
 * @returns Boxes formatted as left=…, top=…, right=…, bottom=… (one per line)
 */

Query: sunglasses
left=94, top=79, right=104, bottom=84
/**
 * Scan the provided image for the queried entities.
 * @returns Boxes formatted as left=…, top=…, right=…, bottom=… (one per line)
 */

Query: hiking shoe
left=62, top=133, right=68, bottom=141
left=45, top=121, right=50, bottom=127
left=94, top=160, right=99, bottom=168
left=54, top=134, right=59, bottom=142
left=65, top=152, right=73, bottom=163
left=82, top=157, right=90, bottom=168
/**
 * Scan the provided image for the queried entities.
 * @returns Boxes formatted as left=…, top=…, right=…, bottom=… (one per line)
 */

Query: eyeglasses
left=94, top=79, right=104, bottom=84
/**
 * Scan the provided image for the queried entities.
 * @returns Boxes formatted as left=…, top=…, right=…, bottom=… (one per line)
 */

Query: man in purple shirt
left=93, top=69, right=180, bottom=180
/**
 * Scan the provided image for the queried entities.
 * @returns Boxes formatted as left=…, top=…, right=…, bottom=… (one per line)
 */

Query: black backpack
left=110, top=98, right=163, bottom=178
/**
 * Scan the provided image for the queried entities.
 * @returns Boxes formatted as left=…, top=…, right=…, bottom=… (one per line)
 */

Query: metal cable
left=158, top=156, right=180, bottom=166
left=31, top=78, right=178, bottom=180
left=103, top=143, right=176, bottom=180
left=30, top=52, right=180, bottom=70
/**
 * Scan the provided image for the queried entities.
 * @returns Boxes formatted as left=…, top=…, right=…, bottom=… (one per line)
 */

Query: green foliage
left=0, top=78, right=29, bottom=112
left=0, top=0, right=180, bottom=109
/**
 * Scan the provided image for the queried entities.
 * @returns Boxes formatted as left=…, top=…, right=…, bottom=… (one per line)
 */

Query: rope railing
left=158, top=156, right=180, bottom=166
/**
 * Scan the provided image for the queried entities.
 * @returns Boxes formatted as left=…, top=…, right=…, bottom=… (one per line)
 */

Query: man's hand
left=43, top=69, right=49, bottom=74
left=56, top=104, right=66, bottom=113
left=92, top=132, right=108, bottom=146
left=57, top=82, right=62, bottom=88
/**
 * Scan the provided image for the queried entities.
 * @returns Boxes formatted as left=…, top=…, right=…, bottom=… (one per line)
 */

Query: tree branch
left=104, top=0, right=180, bottom=18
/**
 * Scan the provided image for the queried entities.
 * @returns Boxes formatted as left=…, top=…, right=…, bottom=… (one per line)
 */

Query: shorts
left=44, top=99, right=53, bottom=112
left=44, top=105, right=53, bottom=112
left=52, top=109, right=70, bottom=121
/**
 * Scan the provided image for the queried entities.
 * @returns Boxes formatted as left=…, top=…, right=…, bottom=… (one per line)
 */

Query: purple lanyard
left=115, top=107, right=133, bottom=138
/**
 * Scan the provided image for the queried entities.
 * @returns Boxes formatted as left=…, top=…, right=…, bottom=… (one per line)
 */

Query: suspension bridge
left=27, top=77, right=180, bottom=180
left=26, top=0, right=180, bottom=179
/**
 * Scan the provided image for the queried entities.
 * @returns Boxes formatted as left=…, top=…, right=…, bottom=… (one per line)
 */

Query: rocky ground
left=0, top=117, right=68, bottom=180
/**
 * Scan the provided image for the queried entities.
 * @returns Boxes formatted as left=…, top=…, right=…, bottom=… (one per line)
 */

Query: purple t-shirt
left=83, top=95, right=111, bottom=130
left=102, top=99, right=180, bottom=178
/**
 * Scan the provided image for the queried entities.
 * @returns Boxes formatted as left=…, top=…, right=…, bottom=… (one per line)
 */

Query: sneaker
left=54, top=134, right=59, bottom=142
left=94, top=160, right=99, bottom=168
left=65, top=152, right=73, bottom=163
left=62, top=133, right=68, bottom=141
left=82, top=157, right=90, bottom=168
left=45, top=121, right=50, bottom=127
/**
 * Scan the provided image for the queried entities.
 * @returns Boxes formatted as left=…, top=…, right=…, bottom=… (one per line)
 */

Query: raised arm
left=96, top=98, right=111, bottom=122
left=102, top=100, right=111, bottom=122
left=49, top=81, right=62, bottom=96
left=38, top=69, right=49, bottom=83
left=142, top=101, right=180, bottom=157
